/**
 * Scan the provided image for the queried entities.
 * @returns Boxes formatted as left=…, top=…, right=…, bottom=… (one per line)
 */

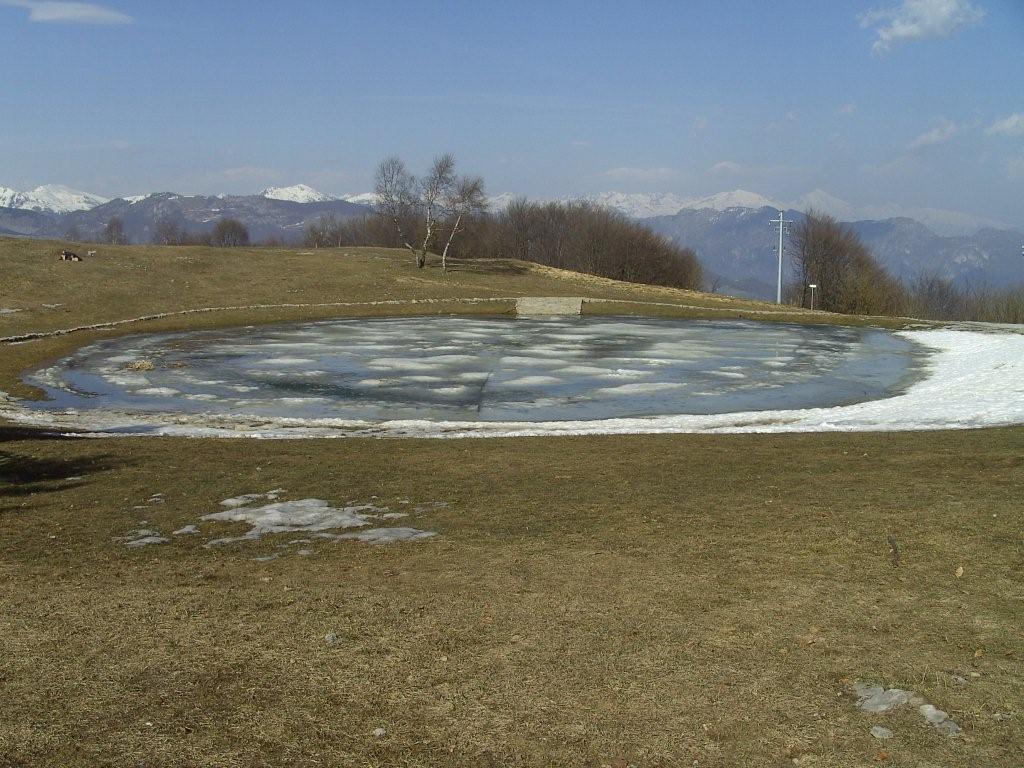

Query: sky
left=1, top=0, right=1023, bottom=223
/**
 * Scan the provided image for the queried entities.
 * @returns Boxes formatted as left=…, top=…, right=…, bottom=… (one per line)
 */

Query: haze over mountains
left=2, top=182, right=1020, bottom=300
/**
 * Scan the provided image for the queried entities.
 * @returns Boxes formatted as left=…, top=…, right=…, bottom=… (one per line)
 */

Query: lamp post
left=808, top=283, right=817, bottom=311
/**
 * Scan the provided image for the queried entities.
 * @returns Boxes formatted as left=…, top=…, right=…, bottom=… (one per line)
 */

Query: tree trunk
left=416, top=217, right=436, bottom=269
left=441, top=214, right=462, bottom=272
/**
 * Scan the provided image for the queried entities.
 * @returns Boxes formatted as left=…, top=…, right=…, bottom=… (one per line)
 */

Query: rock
left=372, top=727, right=386, bottom=738
left=324, top=631, right=339, bottom=646
left=854, top=683, right=915, bottom=713
left=951, top=674, right=968, bottom=685
left=172, top=525, right=199, bottom=535
left=919, top=704, right=962, bottom=735
left=934, top=719, right=962, bottom=736
left=120, top=529, right=169, bottom=549
left=992, top=712, right=1010, bottom=722
left=870, top=725, right=894, bottom=740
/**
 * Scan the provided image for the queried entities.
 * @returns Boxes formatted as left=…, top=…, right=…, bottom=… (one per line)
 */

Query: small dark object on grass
left=887, top=535, right=900, bottom=568
left=58, top=250, right=82, bottom=262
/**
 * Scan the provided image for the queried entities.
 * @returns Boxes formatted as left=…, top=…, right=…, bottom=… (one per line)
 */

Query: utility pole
left=770, top=210, right=793, bottom=304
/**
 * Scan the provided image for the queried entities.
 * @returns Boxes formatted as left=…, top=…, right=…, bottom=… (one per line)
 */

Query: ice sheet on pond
left=18, top=316, right=925, bottom=423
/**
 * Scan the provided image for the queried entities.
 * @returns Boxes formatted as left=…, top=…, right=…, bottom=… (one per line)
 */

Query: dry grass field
left=1, top=238, right=1020, bottom=767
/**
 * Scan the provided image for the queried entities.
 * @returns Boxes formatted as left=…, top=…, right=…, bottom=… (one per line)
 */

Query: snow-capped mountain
left=573, top=192, right=693, bottom=218
left=261, top=184, right=336, bottom=204
left=577, top=189, right=1004, bottom=237
left=678, top=190, right=785, bottom=213
left=339, top=192, right=379, bottom=207
left=0, top=184, right=109, bottom=213
left=483, top=190, right=783, bottom=218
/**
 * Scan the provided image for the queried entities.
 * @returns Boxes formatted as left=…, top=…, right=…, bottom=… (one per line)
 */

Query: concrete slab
left=515, top=296, right=583, bottom=316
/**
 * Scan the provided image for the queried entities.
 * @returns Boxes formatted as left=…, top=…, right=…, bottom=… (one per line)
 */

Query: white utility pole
left=808, top=283, right=817, bottom=311
left=770, top=210, right=793, bottom=304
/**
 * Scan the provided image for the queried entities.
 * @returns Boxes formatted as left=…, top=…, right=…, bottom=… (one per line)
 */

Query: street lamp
left=808, top=283, right=817, bottom=311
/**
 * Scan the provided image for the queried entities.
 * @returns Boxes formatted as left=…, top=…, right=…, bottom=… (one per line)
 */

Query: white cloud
left=859, top=0, right=984, bottom=53
left=602, top=167, right=677, bottom=182
left=986, top=113, right=1024, bottom=137
left=1, top=0, right=131, bottom=24
left=838, top=103, right=857, bottom=116
left=908, top=118, right=958, bottom=149
left=708, top=161, right=742, bottom=175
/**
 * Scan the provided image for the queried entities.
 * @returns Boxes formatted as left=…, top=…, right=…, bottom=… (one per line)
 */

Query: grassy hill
left=1, top=238, right=1019, bottom=768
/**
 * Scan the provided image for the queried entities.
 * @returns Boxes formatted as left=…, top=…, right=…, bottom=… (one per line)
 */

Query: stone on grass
left=173, top=525, right=199, bottom=535
left=372, top=727, right=387, bottom=738
left=919, top=704, right=962, bottom=735
left=870, top=725, right=894, bottom=740
left=120, top=529, right=169, bottom=549
left=324, top=632, right=339, bottom=646
left=853, top=683, right=915, bottom=713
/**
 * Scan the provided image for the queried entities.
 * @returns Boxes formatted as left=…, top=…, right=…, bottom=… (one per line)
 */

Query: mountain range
left=644, top=207, right=1024, bottom=299
left=0, top=188, right=369, bottom=244
left=2, top=183, right=1020, bottom=298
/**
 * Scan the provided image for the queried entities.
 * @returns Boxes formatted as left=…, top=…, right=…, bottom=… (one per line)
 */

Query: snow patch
left=202, top=498, right=381, bottom=546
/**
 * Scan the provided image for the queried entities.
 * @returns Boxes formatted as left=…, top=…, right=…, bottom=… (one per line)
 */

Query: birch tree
left=374, top=154, right=484, bottom=269
left=440, top=175, right=487, bottom=271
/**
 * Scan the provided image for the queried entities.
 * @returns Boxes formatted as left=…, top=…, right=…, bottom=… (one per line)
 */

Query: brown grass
left=1, top=430, right=1022, bottom=767
left=0, top=239, right=1018, bottom=767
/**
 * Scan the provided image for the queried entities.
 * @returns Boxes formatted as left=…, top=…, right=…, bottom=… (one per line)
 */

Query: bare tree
left=103, top=216, right=126, bottom=245
left=440, top=174, right=488, bottom=271
left=210, top=218, right=250, bottom=247
left=374, top=156, right=418, bottom=261
left=791, top=209, right=904, bottom=315
left=375, top=153, right=474, bottom=269
left=152, top=217, right=183, bottom=245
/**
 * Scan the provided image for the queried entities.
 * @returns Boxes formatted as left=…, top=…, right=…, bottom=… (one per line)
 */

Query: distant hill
left=0, top=192, right=371, bottom=244
left=644, top=206, right=1024, bottom=299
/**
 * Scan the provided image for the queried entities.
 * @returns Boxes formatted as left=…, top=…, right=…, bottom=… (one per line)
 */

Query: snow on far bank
left=2, top=327, right=1022, bottom=439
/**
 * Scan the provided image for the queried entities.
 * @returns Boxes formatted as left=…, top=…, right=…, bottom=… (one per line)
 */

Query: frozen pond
left=23, top=316, right=923, bottom=424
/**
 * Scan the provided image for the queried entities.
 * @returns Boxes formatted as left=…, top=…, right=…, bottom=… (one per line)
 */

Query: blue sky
left=2, top=0, right=1022, bottom=222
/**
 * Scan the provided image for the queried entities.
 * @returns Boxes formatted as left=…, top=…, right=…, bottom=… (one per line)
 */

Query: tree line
left=301, top=154, right=703, bottom=290
left=786, top=210, right=1024, bottom=324
left=69, top=216, right=253, bottom=248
